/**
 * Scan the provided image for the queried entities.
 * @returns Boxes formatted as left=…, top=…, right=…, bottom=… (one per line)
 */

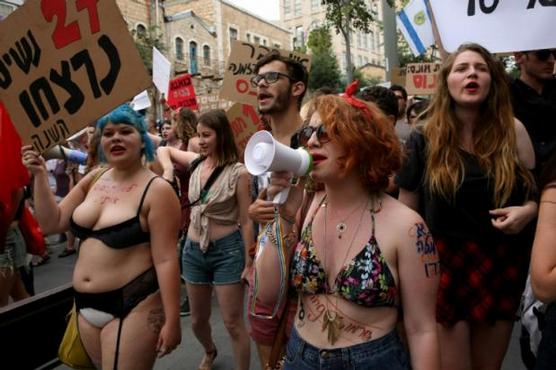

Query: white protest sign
left=153, top=47, right=171, bottom=96
left=130, top=90, right=151, bottom=111
left=429, top=0, right=556, bottom=53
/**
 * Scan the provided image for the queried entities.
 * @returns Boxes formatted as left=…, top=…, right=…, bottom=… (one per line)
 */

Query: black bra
left=69, top=177, right=158, bottom=249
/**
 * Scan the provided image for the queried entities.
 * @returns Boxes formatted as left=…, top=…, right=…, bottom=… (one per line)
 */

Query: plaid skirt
left=435, top=235, right=530, bottom=325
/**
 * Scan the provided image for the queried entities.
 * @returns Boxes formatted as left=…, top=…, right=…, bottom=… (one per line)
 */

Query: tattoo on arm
left=411, top=223, right=440, bottom=278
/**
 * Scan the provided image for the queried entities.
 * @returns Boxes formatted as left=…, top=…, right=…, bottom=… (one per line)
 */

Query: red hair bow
left=342, top=80, right=373, bottom=122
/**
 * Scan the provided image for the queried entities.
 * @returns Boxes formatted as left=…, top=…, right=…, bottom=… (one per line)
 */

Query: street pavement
left=27, top=237, right=526, bottom=370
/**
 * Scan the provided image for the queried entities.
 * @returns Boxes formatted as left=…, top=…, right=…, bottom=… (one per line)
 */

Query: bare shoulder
left=514, top=117, right=527, bottom=134
left=382, top=194, right=426, bottom=237
left=143, top=175, right=177, bottom=205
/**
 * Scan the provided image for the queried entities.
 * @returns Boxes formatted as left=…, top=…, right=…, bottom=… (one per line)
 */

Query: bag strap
left=187, top=159, right=225, bottom=208
left=265, top=189, right=317, bottom=369
left=266, top=301, right=291, bottom=369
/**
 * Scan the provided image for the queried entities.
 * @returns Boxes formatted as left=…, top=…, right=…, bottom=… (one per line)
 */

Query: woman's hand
left=21, top=145, right=46, bottom=176
left=156, top=319, right=181, bottom=358
left=248, top=188, right=276, bottom=224
left=490, top=201, right=538, bottom=234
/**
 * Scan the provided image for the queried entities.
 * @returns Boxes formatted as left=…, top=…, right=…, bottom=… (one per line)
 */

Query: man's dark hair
left=313, top=86, right=336, bottom=96
left=359, top=86, right=399, bottom=118
left=254, top=50, right=309, bottom=110
left=390, top=84, right=408, bottom=100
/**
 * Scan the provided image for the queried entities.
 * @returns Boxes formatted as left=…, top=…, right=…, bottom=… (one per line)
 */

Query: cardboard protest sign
left=390, top=67, right=407, bottom=88
left=198, top=92, right=233, bottom=113
left=167, top=74, right=198, bottom=111
left=0, top=0, right=151, bottom=153
left=220, top=41, right=311, bottom=107
left=429, top=0, right=556, bottom=53
left=405, top=63, right=441, bottom=96
left=225, top=102, right=264, bottom=160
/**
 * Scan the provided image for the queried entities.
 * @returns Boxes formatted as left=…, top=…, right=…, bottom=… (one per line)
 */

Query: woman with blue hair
left=21, top=103, right=182, bottom=370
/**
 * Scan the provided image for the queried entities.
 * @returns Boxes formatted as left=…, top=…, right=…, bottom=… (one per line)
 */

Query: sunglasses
left=532, top=49, right=556, bottom=62
left=296, top=124, right=330, bottom=147
left=250, top=71, right=294, bottom=88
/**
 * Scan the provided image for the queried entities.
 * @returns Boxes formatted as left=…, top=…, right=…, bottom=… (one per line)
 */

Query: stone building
left=280, top=0, right=386, bottom=81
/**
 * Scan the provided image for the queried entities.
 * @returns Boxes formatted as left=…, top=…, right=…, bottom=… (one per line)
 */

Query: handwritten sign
left=225, top=102, right=264, bottom=161
left=197, top=92, right=232, bottom=113
left=220, top=40, right=311, bottom=107
left=405, top=63, right=441, bottom=95
left=429, top=0, right=556, bottom=53
left=0, top=0, right=151, bottom=153
left=167, top=74, right=198, bottom=111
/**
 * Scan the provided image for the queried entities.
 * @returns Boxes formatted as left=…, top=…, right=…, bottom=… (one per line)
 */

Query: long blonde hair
left=424, top=43, right=533, bottom=206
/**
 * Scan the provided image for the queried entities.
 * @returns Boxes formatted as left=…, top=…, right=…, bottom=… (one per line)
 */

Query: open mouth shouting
left=257, top=92, right=273, bottom=106
left=110, top=145, right=126, bottom=156
left=464, top=81, right=480, bottom=94
left=311, top=152, right=327, bottom=166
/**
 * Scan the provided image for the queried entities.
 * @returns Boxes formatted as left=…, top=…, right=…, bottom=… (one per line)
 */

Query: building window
left=229, top=27, right=238, bottom=44
left=254, top=36, right=260, bottom=45
left=284, top=0, right=291, bottom=15
left=311, top=0, right=320, bottom=10
left=246, top=33, right=251, bottom=42
left=294, top=26, right=304, bottom=48
left=273, top=43, right=281, bottom=49
left=357, top=32, right=362, bottom=48
left=364, top=56, right=369, bottom=64
left=136, top=24, right=146, bottom=38
left=262, top=39, right=267, bottom=46
left=189, top=41, right=198, bottom=74
left=370, top=30, right=375, bottom=50
left=294, top=0, right=302, bottom=16
left=175, top=37, right=184, bottom=60
left=203, top=45, right=210, bottom=66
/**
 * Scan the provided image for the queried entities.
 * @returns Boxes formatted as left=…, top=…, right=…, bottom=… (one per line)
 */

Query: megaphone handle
left=272, top=188, right=290, bottom=205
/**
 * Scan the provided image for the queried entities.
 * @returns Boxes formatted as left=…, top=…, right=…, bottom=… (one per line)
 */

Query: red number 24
left=40, top=0, right=100, bottom=50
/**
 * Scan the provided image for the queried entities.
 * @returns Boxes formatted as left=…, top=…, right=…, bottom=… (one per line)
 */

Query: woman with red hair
left=252, top=90, right=440, bottom=369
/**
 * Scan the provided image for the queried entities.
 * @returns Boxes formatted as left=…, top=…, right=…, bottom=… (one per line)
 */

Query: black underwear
left=74, top=267, right=159, bottom=370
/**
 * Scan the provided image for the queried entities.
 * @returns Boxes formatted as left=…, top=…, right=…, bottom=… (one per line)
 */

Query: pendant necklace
left=326, top=199, right=367, bottom=239
left=321, top=195, right=369, bottom=345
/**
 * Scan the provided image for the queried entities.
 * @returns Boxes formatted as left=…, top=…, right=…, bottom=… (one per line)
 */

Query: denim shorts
left=1, top=227, right=27, bottom=270
left=182, top=230, right=245, bottom=285
left=284, top=327, right=411, bottom=370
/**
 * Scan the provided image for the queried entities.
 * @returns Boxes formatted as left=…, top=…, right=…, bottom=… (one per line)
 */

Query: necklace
left=326, top=199, right=367, bottom=239
left=321, top=195, right=369, bottom=345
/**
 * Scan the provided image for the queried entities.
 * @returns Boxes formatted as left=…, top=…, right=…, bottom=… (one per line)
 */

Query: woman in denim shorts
left=253, top=91, right=440, bottom=369
left=158, top=109, right=254, bottom=370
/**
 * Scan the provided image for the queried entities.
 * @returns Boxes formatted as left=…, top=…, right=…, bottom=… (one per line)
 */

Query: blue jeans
left=284, top=327, right=411, bottom=370
left=182, top=230, right=245, bottom=285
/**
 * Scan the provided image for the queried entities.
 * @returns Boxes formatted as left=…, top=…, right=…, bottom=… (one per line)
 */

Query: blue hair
left=96, top=104, right=155, bottom=162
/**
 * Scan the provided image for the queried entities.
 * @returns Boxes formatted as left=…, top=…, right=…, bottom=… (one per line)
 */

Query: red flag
left=0, top=101, right=30, bottom=245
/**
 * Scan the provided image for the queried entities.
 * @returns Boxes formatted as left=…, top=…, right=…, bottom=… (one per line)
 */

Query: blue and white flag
left=397, top=0, right=434, bottom=56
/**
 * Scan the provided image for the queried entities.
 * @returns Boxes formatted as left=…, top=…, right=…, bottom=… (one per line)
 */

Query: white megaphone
left=245, top=130, right=312, bottom=204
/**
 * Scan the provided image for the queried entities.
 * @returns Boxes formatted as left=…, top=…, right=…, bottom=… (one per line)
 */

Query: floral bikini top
left=289, top=197, right=398, bottom=307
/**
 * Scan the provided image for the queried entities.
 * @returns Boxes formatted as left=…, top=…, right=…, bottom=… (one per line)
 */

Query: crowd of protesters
left=1, top=43, right=554, bottom=370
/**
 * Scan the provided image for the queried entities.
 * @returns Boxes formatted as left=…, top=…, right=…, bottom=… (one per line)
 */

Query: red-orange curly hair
left=312, top=94, right=402, bottom=192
